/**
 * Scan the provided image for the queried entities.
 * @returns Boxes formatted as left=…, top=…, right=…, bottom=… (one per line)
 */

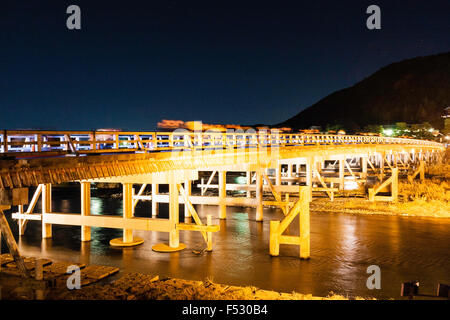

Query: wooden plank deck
left=6, top=257, right=52, bottom=270
left=1, top=255, right=119, bottom=288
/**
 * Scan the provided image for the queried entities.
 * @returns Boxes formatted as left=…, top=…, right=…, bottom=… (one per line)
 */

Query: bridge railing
left=0, top=130, right=443, bottom=154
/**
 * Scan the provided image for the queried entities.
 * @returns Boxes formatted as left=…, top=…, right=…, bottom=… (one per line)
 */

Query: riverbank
left=0, top=255, right=364, bottom=300
left=44, top=273, right=358, bottom=300
left=311, top=159, right=449, bottom=218
left=311, top=197, right=450, bottom=218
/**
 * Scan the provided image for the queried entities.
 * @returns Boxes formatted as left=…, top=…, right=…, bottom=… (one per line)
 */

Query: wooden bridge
left=0, top=130, right=445, bottom=259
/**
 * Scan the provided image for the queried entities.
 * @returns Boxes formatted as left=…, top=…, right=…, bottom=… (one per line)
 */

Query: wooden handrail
left=0, top=129, right=444, bottom=154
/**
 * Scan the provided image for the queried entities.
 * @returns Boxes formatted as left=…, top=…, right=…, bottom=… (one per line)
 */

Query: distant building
left=309, top=126, right=322, bottom=131
left=157, top=119, right=185, bottom=131
left=444, top=118, right=450, bottom=135
left=443, top=106, right=450, bottom=118
left=443, top=107, right=450, bottom=134
left=157, top=119, right=254, bottom=132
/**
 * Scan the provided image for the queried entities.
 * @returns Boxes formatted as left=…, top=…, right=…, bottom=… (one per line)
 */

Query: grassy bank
left=311, top=197, right=450, bottom=218
left=311, top=156, right=450, bottom=218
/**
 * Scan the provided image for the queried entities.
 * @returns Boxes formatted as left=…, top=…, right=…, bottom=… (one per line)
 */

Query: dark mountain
left=278, top=52, right=450, bottom=132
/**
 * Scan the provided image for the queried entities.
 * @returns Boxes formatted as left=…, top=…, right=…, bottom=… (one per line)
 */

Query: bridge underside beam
left=81, top=170, right=198, bottom=184
left=0, top=144, right=442, bottom=189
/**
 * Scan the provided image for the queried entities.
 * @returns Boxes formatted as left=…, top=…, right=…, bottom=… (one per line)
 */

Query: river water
left=2, top=185, right=449, bottom=299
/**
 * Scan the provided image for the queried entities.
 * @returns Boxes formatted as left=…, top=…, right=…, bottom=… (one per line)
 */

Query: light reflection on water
left=2, top=186, right=450, bottom=299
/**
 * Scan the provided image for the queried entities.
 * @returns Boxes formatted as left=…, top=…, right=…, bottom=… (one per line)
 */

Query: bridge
left=0, top=129, right=445, bottom=259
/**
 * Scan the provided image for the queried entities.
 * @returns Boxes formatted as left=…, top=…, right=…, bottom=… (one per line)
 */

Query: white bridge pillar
left=256, top=170, right=263, bottom=221
left=151, top=183, right=159, bottom=217
left=184, top=180, right=191, bottom=218
left=41, top=184, right=52, bottom=239
left=81, top=182, right=91, bottom=242
left=109, top=183, right=144, bottom=247
left=338, top=158, right=345, bottom=190
left=275, top=164, right=281, bottom=186
left=219, top=171, right=227, bottom=219
left=246, top=171, right=251, bottom=197
left=169, top=181, right=179, bottom=248
left=361, top=156, right=368, bottom=178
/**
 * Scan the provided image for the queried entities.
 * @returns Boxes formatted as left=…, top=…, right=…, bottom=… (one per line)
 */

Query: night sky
left=1, top=0, right=449, bottom=131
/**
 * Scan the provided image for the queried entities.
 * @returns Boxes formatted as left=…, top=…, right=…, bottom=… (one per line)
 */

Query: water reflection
left=4, top=187, right=450, bottom=299
left=91, top=197, right=103, bottom=215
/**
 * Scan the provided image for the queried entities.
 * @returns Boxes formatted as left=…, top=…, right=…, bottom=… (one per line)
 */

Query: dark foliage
left=278, top=52, right=450, bottom=133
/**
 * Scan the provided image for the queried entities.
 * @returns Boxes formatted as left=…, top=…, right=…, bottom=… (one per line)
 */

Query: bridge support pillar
left=408, top=160, right=425, bottom=182
left=305, top=159, right=312, bottom=187
left=305, top=158, right=313, bottom=200
left=169, top=181, right=179, bottom=248
left=123, top=183, right=133, bottom=243
left=316, top=160, right=323, bottom=182
left=256, top=170, right=263, bottom=221
left=184, top=180, right=191, bottom=218
left=361, top=156, right=368, bottom=178
left=152, top=177, right=186, bottom=252
left=246, top=171, right=251, bottom=197
left=110, top=183, right=144, bottom=247
left=218, top=171, right=227, bottom=220
left=81, top=182, right=91, bottom=242
left=18, top=204, right=24, bottom=235
left=392, top=168, right=398, bottom=202
left=269, top=186, right=311, bottom=259
left=151, top=183, right=159, bottom=217
left=369, top=168, right=398, bottom=202
left=275, top=165, right=281, bottom=186
left=131, top=187, right=136, bottom=215
left=42, top=184, right=52, bottom=239
left=338, top=158, right=345, bottom=190
left=299, top=187, right=311, bottom=259
left=287, top=164, right=292, bottom=185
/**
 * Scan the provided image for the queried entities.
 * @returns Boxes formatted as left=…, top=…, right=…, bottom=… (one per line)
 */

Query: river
left=2, top=185, right=449, bottom=299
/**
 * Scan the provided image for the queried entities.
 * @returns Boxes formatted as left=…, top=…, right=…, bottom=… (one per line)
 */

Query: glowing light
left=383, top=129, right=393, bottom=136
left=234, top=176, right=247, bottom=184
left=344, top=176, right=359, bottom=190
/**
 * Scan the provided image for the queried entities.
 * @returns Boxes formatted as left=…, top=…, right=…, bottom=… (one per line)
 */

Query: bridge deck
left=0, top=142, right=443, bottom=189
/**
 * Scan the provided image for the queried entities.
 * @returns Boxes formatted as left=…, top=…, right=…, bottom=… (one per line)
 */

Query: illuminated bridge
left=0, top=130, right=445, bottom=258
